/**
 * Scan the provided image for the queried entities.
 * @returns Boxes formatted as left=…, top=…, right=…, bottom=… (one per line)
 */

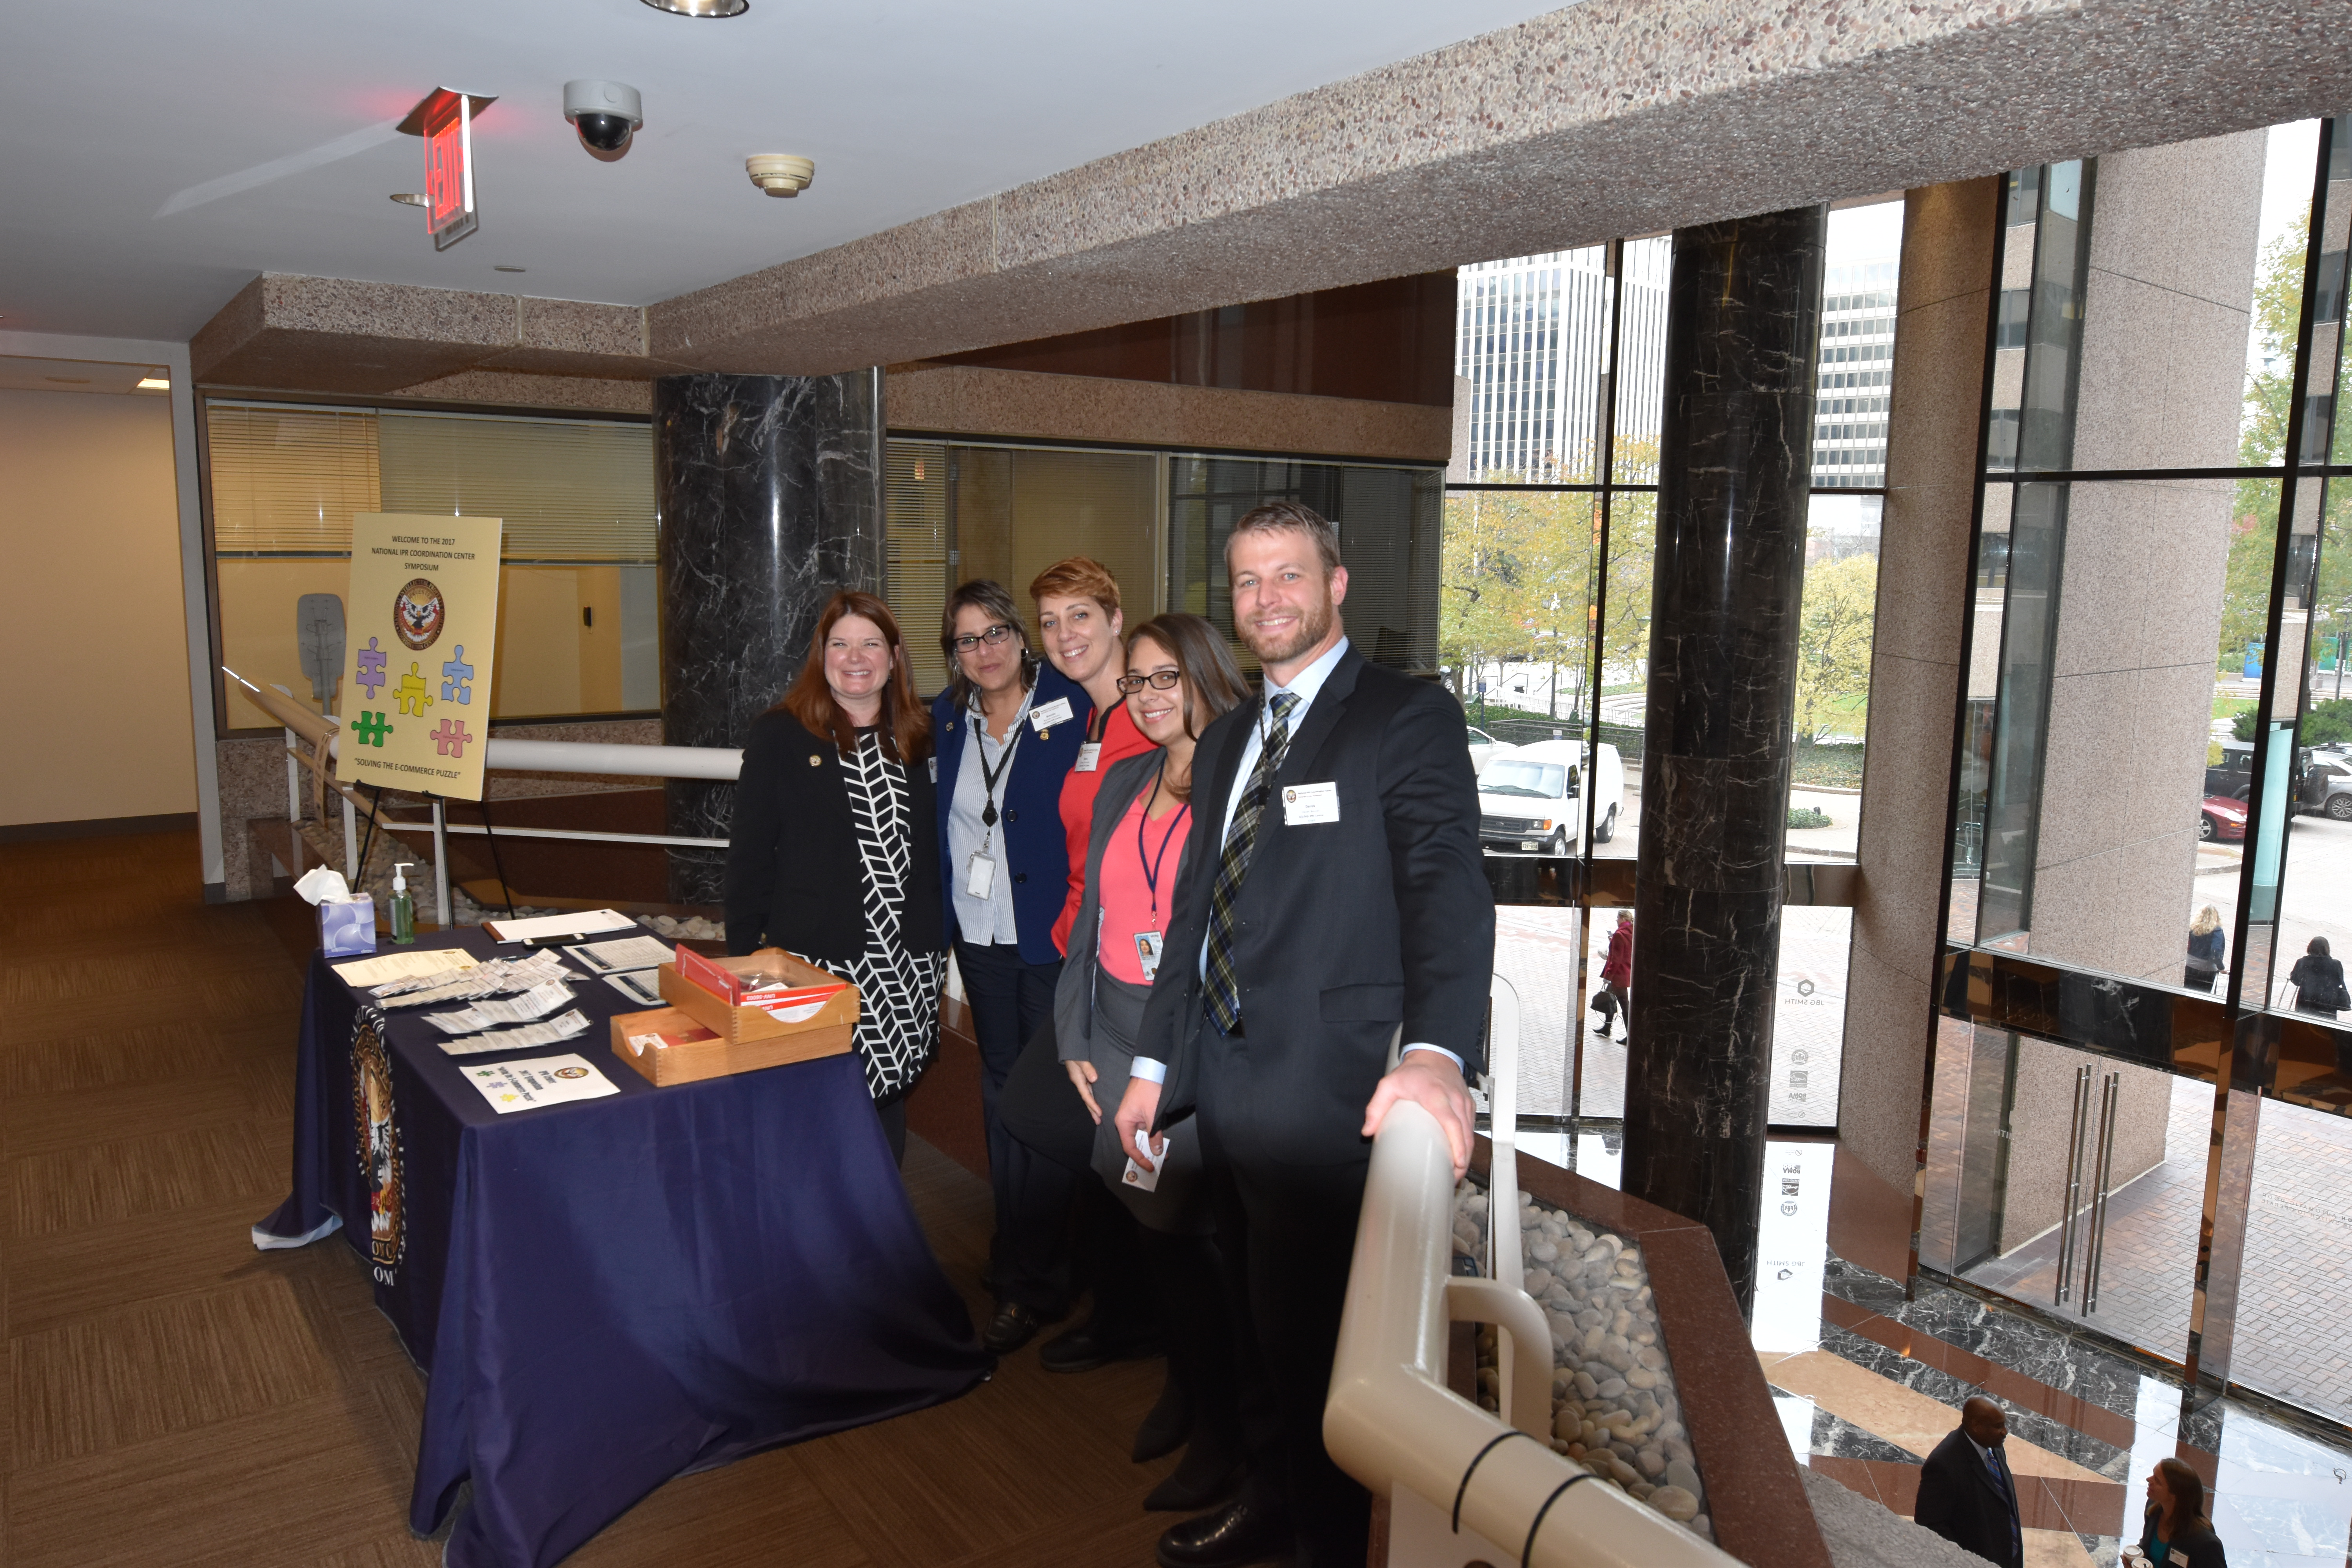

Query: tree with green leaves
left=1794, top=553, right=1878, bottom=741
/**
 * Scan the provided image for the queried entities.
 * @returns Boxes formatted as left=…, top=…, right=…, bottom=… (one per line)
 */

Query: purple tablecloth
left=257, top=929, right=989, bottom=1568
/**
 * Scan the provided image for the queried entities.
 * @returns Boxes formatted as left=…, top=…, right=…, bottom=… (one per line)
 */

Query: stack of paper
left=332, top=949, right=481, bottom=988
left=563, top=935, right=675, bottom=976
left=421, top=980, right=577, bottom=1035
left=376, top=950, right=572, bottom=1007
left=602, top=970, right=665, bottom=1008
left=437, top=1009, right=594, bottom=1058
left=484, top=909, right=639, bottom=944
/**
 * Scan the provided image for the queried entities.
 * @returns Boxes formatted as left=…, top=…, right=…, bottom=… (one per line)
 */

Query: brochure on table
left=463, top=1053, right=618, bottom=1112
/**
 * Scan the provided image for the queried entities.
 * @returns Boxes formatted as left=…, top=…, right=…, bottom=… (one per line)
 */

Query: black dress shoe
left=1155, top=1497, right=1292, bottom=1568
left=981, top=1300, right=1055, bottom=1354
left=1039, top=1318, right=1165, bottom=1374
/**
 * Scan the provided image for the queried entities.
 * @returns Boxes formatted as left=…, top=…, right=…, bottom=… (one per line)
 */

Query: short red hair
left=775, top=591, right=932, bottom=763
left=1028, top=556, right=1122, bottom=618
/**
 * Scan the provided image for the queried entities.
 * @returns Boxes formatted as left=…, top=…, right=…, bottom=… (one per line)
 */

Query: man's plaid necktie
left=1204, top=691, right=1299, bottom=1034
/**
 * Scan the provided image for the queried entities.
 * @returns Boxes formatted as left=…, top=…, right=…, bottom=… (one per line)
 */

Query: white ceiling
left=2, top=0, right=1571, bottom=343
left=0, top=355, right=169, bottom=396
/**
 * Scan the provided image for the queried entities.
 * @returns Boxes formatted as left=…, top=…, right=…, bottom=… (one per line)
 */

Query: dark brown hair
left=775, top=590, right=931, bottom=763
left=1123, top=612, right=1249, bottom=800
left=2154, top=1457, right=2209, bottom=1532
left=1225, top=500, right=1342, bottom=577
left=940, top=579, right=1036, bottom=710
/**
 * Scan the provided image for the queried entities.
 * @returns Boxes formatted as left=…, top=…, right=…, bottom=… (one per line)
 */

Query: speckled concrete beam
left=648, top=0, right=2352, bottom=374
left=191, top=274, right=688, bottom=395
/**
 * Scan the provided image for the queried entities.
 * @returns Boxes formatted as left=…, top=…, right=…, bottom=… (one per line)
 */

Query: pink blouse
left=1095, top=780, right=1191, bottom=985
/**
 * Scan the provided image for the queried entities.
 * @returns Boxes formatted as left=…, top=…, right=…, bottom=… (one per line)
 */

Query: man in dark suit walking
left=1115, top=501, right=1494, bottom=1568
left=1913, top=1396, right=2025, bottom=1568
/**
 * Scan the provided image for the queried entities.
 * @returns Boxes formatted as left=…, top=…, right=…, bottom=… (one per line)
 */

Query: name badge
left=1122, top=1125, right=1164, bottom=1192
left=1074, top=742, right=1102, bottom=773
left=927, top=756, right=938, bottom=783
left=964, top=852, right=996, bottom=900
left=1282, top=780, right=1341, bottom=826
left=1133, top=929, right=1163, bottom=982
left=1030, top=697, right=1074, bottom=733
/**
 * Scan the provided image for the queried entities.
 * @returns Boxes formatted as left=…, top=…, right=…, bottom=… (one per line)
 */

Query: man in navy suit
left=1116, top=502, right=1494, bottom=1568
left=1914, top=1396, right=2025, bottom=1568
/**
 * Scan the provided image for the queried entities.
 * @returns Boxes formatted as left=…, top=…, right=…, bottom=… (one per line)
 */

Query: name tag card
left=1030, top=697, right=1074, bottom=733
left=1282, top=780, right=1341, bottom=825
left=1075, top=742, right=1102, bottom=772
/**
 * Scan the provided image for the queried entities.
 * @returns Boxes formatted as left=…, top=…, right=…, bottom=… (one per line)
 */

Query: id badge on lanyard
left=965, top=851, right=996, bottom=899
left=1132, top=929, right=1164, bottom=982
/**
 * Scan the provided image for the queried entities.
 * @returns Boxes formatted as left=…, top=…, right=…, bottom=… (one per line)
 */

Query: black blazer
left=1136, top=647, right=1493, bottom=1161
left=723, top=709, right=943, bottom=963
left=1911, top=1429, right=2022, bottom=1568
left=2141, top=1503, right=2227, bottom=1568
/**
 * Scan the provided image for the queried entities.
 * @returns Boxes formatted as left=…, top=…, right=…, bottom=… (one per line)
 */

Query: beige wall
left=0, top=388, right=195, bottom=826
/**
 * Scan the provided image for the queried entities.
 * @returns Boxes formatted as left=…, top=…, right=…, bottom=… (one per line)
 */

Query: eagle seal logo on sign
left=393, top=578, right=446, bottom=651
left=350, top=1006, right=407, bottom=1280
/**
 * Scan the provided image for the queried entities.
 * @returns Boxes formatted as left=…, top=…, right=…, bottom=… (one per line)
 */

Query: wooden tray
left=608, top=1003, right=853, bottom=1087
left=656, top=947, right=860, bottom=1046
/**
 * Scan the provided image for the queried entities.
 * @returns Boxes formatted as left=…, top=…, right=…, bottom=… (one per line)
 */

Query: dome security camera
left=564, top=80, right=643, bottom=160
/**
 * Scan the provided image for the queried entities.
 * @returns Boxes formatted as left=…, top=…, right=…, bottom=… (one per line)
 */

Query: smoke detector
left=745, top=154, right=815, bottom=198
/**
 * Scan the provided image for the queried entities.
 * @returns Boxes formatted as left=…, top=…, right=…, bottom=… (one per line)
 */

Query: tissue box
left=319, top=895, right=377, bottom=957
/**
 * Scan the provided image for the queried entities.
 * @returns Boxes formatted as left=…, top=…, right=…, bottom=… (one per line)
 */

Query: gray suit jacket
left=1053, top=748, right=1199, bottom=1066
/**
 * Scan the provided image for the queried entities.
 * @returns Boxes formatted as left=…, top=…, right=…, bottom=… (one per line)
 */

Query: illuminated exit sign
left=397, top=88, right=496, bottom=252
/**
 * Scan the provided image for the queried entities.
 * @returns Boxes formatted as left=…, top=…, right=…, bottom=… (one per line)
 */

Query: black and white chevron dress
left=793, top=729, right=943, bottom=1100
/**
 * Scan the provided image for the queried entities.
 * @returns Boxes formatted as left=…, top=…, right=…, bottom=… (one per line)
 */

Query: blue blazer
left=931, top=660, right=1090, bottom=965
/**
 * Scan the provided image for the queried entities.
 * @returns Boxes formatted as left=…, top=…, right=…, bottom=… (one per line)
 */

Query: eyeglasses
left=1116, top=670, right=1182, bottom=693
left=950, top=623, right=1017, bottom=653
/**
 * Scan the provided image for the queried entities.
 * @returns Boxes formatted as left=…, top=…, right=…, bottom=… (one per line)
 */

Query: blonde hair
left=2192, top=905, right=2223, bottom=936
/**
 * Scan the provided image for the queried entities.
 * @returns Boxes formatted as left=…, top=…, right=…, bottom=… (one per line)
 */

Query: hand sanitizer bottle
left=391, top=862, right=417, bottom=945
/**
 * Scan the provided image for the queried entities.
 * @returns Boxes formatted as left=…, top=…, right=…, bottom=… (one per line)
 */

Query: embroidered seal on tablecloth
left=350, top=1005, right=407, bottom=1282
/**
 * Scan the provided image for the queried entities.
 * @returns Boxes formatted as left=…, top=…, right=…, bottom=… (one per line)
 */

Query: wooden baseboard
left=0, top=812, right=198, bottom=844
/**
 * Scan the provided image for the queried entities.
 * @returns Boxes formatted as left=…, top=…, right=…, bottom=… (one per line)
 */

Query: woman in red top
left=988, top=559, right=1162, bottom=1365
left=1597, top=911, right=1633, bottom=1041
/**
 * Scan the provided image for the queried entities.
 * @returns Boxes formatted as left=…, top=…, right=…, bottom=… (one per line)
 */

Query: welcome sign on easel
left=336, top=512, right=503, bottom=802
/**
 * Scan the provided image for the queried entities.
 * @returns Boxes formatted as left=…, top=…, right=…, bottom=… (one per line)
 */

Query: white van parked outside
left=1475, top=739, right=1624, bottom=855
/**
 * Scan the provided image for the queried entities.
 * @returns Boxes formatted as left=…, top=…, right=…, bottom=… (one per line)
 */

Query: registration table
left=256, top=929, right=990, bottom=1568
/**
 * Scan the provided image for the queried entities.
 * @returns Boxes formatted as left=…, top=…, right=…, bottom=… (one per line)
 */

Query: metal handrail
left=1324, top=976, right=1736, bottom=1568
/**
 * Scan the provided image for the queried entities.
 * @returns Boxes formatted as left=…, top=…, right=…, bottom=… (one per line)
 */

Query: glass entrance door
left=1937, top=1025, right=2205, bottom=1362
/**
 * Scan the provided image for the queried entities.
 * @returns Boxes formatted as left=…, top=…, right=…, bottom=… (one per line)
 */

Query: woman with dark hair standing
left=2132, top=1456, right=2225, bottom=1566
left=1056, top=612, right=1254, bottom=1509
left=931, top=579, right=1089, bottom=1350
left=724, top=590, right=941, bottom=1163
left=2290, top=936, right=2348, bottom=1019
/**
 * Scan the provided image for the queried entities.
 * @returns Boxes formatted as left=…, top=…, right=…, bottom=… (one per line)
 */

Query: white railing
left=225, top=668, right=742, bottom=920
left=1324, top=976, right=1737, bottom=1568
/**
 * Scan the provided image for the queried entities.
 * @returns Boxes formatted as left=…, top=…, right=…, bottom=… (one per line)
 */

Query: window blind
left=378, top=413, right=656, bottom=562
left=206, top=403, right=382, bottom=554
left=886, top=441, right=951, bottom=694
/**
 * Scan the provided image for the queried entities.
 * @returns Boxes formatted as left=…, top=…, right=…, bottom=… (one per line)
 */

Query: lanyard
left=973, top=696, right=1024, bottom=832
left=1136, top=763, right=1191, bottom=926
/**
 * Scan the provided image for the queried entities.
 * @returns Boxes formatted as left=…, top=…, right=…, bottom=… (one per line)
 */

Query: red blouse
left=1051, top=700, right=1157, bottom=955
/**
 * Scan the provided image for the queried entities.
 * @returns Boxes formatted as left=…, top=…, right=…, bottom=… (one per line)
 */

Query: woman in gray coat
left=1055, top=612, right=1250, bottom=1512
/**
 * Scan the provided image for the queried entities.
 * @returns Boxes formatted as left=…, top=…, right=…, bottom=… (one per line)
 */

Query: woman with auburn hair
left=1053, top=611, right=1253, bottom=1508
left=725, top=590, right=942, bottom=1163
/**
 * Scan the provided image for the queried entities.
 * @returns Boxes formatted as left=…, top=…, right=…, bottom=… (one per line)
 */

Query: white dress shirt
left=946, top=685, right=1033, bottom=946
left=1131, top=636, right=1462, bottom=1083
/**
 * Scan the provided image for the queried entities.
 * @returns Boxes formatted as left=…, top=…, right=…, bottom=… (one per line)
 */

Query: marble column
left=1624, top=206, right=1826, bottom=1316
left=656, top=370, right=884, bottom=903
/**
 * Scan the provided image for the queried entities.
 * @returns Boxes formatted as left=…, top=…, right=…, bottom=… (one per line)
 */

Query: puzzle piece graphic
left=356, top=636, right=388, bottom=699
left=440, top=644, right=475, bottom=704
left=395, top=663, right=435, bottom=718
left=350, top=710, right=394, bottom=748
left=431, top=717, right=474, bottom=759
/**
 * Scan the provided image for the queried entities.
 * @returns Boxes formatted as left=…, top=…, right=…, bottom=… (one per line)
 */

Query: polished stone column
left=656, top=370, right=884, bottom=903
left=1624, top=207, right=1826, bottom=1316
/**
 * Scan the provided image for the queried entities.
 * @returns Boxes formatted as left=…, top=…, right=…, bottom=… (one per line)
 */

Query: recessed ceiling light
left=391, top=193, right=428, bottom=207
left=137, top=376, right=171, bottom=391
left=494, top=265, right=526, bottom=274
left=641, top=0, right=748, bottom=13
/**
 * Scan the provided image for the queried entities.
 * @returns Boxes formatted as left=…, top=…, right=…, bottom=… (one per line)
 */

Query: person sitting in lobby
left=1913, top=1396, right=2023, bottom=1568
left=2290, top=936, right=2347, bottom=1019
left=1054, top=611, right=1252, bottom=1512
left=722, top=590, right=942, bottom=1163
left=931, top=579, right=1089, bottom=1350
left=2136, top=1455, right=2227, bottom=1567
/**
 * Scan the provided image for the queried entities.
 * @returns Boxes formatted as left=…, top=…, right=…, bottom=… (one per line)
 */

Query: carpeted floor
left=0, top=829, right=1174, bottom=1566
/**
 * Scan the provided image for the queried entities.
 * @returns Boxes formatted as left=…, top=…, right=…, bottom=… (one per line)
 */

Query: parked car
left=2198, top=795, right=2247, bottom=842
left=2206, top=739, right=2341, bottom=817
left=1465, top=726, right=1500, bottom=777
left=1476, top=740, right=1624, bottom=854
